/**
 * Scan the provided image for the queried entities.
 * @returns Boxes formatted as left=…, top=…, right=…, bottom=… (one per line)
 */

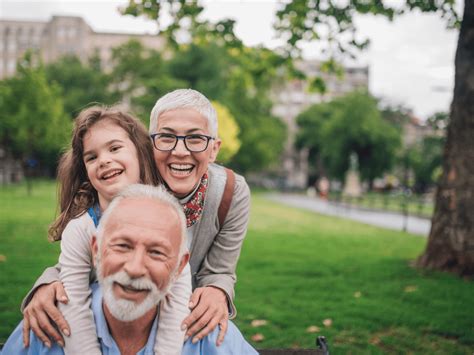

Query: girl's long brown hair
left=48, top=106, right=161, bottom=241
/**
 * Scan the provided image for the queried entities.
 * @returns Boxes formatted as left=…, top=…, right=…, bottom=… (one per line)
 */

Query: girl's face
left=82, top=120, right=141, bottom=210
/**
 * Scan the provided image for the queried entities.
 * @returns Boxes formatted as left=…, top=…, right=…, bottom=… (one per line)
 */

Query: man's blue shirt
left=2, top=283, right=257, bottom=355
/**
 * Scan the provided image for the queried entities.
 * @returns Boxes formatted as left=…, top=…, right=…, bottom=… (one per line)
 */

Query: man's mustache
left=108, top=270, right=158, bottom=293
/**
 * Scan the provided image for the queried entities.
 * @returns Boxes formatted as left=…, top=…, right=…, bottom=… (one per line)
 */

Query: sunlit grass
left=235, top=195, right=473, bottom=354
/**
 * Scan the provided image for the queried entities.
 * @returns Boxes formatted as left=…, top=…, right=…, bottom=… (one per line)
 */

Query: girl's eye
left=84, top=155, right=96, bottom=163
left=110, top=145, right=122, bottom=152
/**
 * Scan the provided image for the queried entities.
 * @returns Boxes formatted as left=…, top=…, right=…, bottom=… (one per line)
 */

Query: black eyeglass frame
left=150, top=133, right=215, bottom=152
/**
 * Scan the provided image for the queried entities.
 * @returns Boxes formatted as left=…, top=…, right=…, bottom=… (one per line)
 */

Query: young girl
left=48, top=106, right=191, bottom=355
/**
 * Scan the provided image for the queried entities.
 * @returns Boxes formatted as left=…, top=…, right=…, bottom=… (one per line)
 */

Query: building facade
left=0, top=15, right=164, bottom=78
left=271, top=59, right=369, bottom=189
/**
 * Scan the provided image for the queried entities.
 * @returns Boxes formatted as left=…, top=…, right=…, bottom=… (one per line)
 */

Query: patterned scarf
left=182, top=172, right=208, bottom=228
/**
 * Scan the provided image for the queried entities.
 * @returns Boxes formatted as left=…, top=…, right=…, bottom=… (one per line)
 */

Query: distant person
left=317, top=177, right=330, bottom=200
left=22, top=89, right=251, bottom=349
left=2, top=184, right=257, bottom=354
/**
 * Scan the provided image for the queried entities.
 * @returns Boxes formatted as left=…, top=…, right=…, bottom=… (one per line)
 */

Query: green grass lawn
left=1, top=181, right=473, bottom=354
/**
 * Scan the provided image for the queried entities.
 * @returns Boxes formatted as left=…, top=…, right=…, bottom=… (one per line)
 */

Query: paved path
left=265, top=193, right=431, bottom=237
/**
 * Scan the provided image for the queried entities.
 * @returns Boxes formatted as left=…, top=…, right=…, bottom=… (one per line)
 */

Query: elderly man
left=22, top=89, right=250, bottom=347
left=2, top=185, right=257, bottom=355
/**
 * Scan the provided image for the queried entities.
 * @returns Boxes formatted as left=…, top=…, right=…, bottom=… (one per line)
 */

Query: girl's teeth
left=103, top=170, right=122, bottom=179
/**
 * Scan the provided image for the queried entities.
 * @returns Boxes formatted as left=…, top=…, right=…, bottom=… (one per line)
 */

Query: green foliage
left=407, top=135, right=445, bottom=193
left=121, top=0, right=243, bottom=50
left=221, top=61, right=287, bottom=173
left=212, top=101, right=240, bottom=164
left=297, top=91, right=401, bottom=183
left=0, top=55, right=70, bottom=174
left=168, top=43, right=228, bottom=100
left=426, top=111, right=450, bottom=132
left=44, top=55, right=118, bottom=119
left=275, top=0, right=460, bottom=59
left=380, top=104, right=413, bottom=133
left=109, top=40, right=184, bottom=123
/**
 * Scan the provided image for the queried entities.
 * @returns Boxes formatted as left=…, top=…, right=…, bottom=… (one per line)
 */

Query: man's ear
left=177, top=252, right=190, bottom=276
left=209, top=138, right=222, bottom=163
left=91, top=235, right=98, bottom=267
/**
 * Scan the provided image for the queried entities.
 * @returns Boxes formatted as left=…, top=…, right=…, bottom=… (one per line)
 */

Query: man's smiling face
left=93, top=198, right=184, bottom=321
left=152, top=108, right=221, bottom=198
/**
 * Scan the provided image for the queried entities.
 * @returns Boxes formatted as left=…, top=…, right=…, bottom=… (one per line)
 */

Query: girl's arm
left=154, top=262, right=192, bottom=355
left=58, top=213, right=101, bottom=355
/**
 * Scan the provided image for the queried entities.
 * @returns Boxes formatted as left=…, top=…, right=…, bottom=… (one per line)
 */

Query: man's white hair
left=96, top=184, right=187, bottom=259
left=149, top=88, right=218, bottom=137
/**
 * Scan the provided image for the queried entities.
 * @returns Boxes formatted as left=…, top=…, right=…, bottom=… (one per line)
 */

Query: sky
left=0, top=0, right=461, bottom=120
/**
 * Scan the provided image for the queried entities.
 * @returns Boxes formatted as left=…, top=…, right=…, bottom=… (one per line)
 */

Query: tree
left=404, top=111, right=447, bottom=194
left=295, top=101, right=332, bottom=181
left=276, top=0, right=473, bottom=276
left=380, top=104, right=413, bottom=133
left=407, top=135, right=445, bottom=193
left=296, top=91, right=400, bottom=185
left=212, top=101, right=240, bottom=164
left=167, top=43, right=228, bottom=100
left=109, top=40, right=184, bottom=123
left=0, top=54, right=70, bottom=176
left=417, top=10, right=474, bottom=274
left=44, top=55, right=118, bottom=119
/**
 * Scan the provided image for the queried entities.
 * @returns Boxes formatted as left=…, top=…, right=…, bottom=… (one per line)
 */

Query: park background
left=0, top=0, right=473, bottom=353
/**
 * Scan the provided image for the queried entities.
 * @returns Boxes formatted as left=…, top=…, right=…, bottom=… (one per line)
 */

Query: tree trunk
left=416, top=0, right=474, bottom=277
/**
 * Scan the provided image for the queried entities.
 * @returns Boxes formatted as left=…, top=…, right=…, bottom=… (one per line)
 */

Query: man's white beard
left=97, top=260, right=176, bottom=322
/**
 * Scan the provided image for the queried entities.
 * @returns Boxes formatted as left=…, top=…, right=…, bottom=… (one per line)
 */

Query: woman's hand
left=181, top=286, right=229, bottom=346
left=22, top=281, right=70, bottom=348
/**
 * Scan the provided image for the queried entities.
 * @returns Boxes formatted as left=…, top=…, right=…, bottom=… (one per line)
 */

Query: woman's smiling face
left=151, top=109, right=221, bottom=198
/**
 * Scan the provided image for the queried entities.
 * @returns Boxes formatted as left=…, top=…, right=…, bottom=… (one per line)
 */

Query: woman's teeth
left=170, top=164, right=193, bottom=172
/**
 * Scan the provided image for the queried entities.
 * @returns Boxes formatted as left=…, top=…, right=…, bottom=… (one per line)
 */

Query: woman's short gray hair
left=149, top=89, right=218, bottom=137
left=96, top=184, right=187, bottom=259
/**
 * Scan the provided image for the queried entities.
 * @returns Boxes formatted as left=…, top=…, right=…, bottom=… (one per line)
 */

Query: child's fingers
left=54, top=282, right=69, bottom=304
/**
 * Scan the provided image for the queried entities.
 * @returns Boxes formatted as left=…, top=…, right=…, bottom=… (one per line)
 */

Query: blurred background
left=1, top=1, right=473, bottom=353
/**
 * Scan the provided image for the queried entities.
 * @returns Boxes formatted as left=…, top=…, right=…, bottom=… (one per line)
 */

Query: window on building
left=57, top=27, right=65, bottom=39
left=68, top=27, right=77, bottom=38
left=7, top=59, right=16, bottom=73
left=8, top=40, right=17, bottom=53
